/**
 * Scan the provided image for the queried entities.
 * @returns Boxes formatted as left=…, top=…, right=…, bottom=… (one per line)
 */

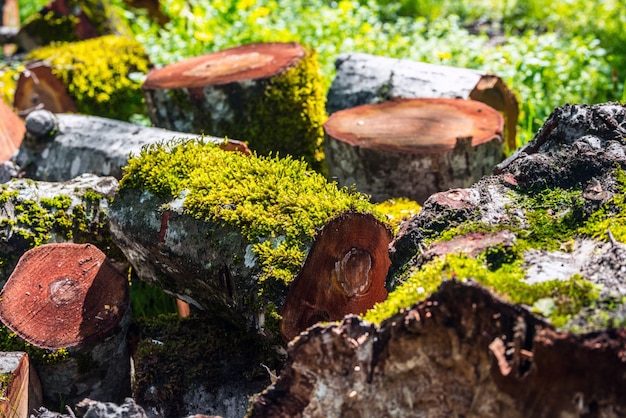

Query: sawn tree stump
left=142, top=42, right=327, bottom=170
left=0, top=243, right=131, bottom=408
left=324, top=97, right=504, bottom=203
left=0, top=98, right=25, bottom=162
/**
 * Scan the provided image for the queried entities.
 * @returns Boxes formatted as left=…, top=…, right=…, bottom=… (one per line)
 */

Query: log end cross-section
left=280, top=212, right=392, bottom=341
left=143, top=42, right=305, bottom=90
left=0, top=243, right=129, bottom=350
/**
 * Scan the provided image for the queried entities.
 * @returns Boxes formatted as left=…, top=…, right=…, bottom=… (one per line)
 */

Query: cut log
left=14, top=110, right=246, bottom=182
left=142, top=42, right=326, bottom=170
left=0, top=243, right=131, bottom=407
left=13, top=62, right=77, bottom=116
left=0, top=352, right=43, bottom=418
left=16, top=35, right=150, bottom=121
left=323, top=97, right=504, bottom=203
left=0, top=98, right=24, bottom=162
left=327, top=52, right=519, bottom=150
left=280, top=212, right=392, bottom=341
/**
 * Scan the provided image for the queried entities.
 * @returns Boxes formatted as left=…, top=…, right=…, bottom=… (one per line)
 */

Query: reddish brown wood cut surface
left=14, top=62, right=77, bottom=115
left=142, top=42, right=305, bottom=90
left=280, top=212, right=392, bottom=341
left=0, top=243, right=129, bottom=349
left=324, top=98, right=504, bottom=154
left=0, top=98, right=25, bottom=162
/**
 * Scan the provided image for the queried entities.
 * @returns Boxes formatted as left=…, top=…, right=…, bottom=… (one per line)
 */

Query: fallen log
left=13, top=110, right=246, bottom=182
left=0, top=352, right=43, bottom=418
left=323, top=98, right=504, bottom=203
left=0, top=243, right=131, bottom=409
left=0, top=98, right=25, bottom=162
left=14, top=35, right=150, bottom=121
left=249, top=102, right=626, bottom=415
left=142, top=42, right=327, bottom=171
left=0, top=173, right=119, bottom=285
left=108, top=139, right=384, bottom=340
left=327, top=52, right=519, bottom=149
left=250, top=281, right=626, bottom=417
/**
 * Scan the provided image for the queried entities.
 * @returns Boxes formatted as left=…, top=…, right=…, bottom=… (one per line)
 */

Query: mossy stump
left=324, top=98, right=504, bottom=204
left=0, top=243, right=131, bottom=409
left=142, top=42, right=327, bottom=171
left=15, top=35, right=150, bottom=121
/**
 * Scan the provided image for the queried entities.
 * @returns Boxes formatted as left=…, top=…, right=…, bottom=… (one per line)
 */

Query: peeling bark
left=250, top=281, right=626, bottom=418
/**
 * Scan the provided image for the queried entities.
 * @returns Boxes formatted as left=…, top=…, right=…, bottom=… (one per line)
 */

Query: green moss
left=27, top=35, right=150, bottom=121
left=0, top=326, right=69, bottom=365
left=221, top=49, right=327, bottom=172
left=374, top=197, right=421, bottom=233
left=120, top=139, right=379, bottom=286
left=579, top=167, right=626, bottom=242
left=365, top=253, right=598, bottom=327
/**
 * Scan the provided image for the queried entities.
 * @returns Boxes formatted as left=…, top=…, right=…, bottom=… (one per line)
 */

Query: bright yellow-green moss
left=222, top=49, right=327, bottom=172
left=0, top=64, right=22, bottom=106
left=374, top=197, right=421, bottom=233
left=20, top=10, right=79, bottom=46
left=365, top=253, right=598, bottom=327
left=579, top=167, right=626, bottom=242
left=120, top=139, right=380, bottom=284
left=0, top=326, right=69, bottom=365
left=27, top=35, right=150, bottom=121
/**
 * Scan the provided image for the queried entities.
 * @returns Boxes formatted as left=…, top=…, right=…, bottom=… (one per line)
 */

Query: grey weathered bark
left=327, top=52, right=519, bottom=149
left=249, top=281, right=626, bottom=418
left=324, top=98, right=504, bottom=203
left=13, top=111, right=235, bottom=182
left=0, top=173, right=119, bottom=285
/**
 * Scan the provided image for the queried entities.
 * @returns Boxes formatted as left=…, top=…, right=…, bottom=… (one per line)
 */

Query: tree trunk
left=142, top=42, right=327, bottom=170
left=323, top=97, right=504, bottom=203
left=0, top=98, right=24, bottom=163
left=14, top=110, right=245, bottom=182
left=327, top=52, right=519, bottom=150
left=0, top=352, right=43, bottom=418
left=0, top=243, right=131, bottom=409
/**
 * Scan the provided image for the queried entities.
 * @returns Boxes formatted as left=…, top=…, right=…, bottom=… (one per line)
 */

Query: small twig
left=65, top=405, right=77, bottom=418
left=607, top=228, right=618, bottom=247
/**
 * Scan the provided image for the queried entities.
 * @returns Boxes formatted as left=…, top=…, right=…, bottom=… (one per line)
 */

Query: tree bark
left=324, top=97, right=504, bottom=203
left=327, top=52, right=519, bottom=150
left=14, top=110, right=243, bottom=182
left=142, top=42, right=326, bottom=170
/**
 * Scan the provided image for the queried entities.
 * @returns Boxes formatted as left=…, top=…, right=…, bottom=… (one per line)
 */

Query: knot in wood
left=332, top=248, right=372, bottom=298
left=49, top=277, right=81, bottom=306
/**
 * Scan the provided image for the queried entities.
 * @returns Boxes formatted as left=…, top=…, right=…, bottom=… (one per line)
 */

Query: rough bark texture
left=13, top=111, right=232, bottom=182
left=0, top=173, right=120, bottom=285
left=250, top=103, right=626, bottom=416
left=250, top=281, right=626, bottom=418
left=327, top=52, right=519, bottom=149
left=324, top=98, right=504, bottom=203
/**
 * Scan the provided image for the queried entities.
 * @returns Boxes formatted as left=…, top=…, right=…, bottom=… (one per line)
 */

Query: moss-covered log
left=142, top=42, right=327, bottom=171
left=15, top=35, right=150, bottom=121
left=327, top=52, right=519, bottom=150
left=324, top=98, right=504, bottom=203
left=0, top=173, right=119, bottom=285
left=108, top=139, right=383, bottom=339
